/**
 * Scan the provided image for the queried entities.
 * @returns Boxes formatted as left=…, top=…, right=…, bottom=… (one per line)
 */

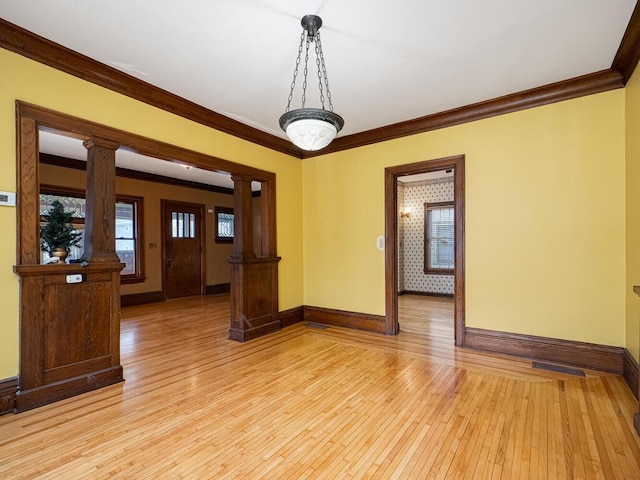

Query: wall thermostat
left=0, top=191, right=16, bottom=207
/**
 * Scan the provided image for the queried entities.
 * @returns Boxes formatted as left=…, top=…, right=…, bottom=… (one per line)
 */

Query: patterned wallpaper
left=397, top=183, right=405, bottom=292
left=399, top=177, right=454, bottom=295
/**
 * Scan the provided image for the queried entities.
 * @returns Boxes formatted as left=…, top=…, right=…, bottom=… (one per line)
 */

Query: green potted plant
left=40, top=200, right=82, bottom=264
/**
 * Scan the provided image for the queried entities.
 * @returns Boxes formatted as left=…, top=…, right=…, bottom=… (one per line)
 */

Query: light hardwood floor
left=1, top=294, right=639, bottom=479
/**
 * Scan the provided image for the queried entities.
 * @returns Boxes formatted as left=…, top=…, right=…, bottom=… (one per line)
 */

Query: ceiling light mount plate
left=301, top=14, right=322, bottom=39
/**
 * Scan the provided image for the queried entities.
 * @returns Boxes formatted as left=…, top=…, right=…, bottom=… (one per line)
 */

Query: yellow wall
left=626, top=67, right=640, bottom=362
left=305, top=91, right=626, bottom=347
left=0, top=44, right=634, bottom=379
left=0, top=49, right=303, bottom=378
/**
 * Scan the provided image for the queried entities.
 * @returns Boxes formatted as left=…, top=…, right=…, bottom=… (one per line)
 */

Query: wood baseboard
left=304, top=306, right=386, bottom=333
left=399, top=290, right=454, bottom=298
left=624, top=349, right=640, bottom=401
left=279, top=306, right=304, bottom=328
left=206, top=283, right=231, bottom=295
left=0, top=377, right=18, bottom=415
left=15, top=366, right=123, bottom=413
left=121, top=291, right=164, bottom=307
left=464, top=327, right=624, bottom=374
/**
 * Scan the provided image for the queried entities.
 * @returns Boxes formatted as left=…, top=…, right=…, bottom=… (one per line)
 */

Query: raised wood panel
left=14, top=263, right=124, bottom=412
left=303, top=306, right=386, bottom=333
left=43, top=279, right=111, bottom=372
left=465, top=327, right=624, bottom=374
left=228, top=257, right=281, bottom=342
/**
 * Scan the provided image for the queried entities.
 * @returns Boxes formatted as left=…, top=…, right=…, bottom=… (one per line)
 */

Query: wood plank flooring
left=1, top=294, right=639, bottom=479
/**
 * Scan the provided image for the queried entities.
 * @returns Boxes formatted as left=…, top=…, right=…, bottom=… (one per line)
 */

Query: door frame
left=384, top=155, right=465, bottom=346
left=160, top=199, right=206, bottom=300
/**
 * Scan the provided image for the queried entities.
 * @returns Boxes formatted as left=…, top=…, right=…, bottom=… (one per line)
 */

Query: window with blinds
left=424, top=202, right=454, bottom=273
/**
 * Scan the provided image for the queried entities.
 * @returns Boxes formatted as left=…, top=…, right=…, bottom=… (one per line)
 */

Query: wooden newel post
left=82, top=137, right=121, bottom=263
left=228, top=174, right=280, bottom=342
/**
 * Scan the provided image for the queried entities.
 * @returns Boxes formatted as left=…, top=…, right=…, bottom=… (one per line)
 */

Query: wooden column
left=82, top=137, right=120, bottom=263
left=228, top=175, right=280, bottom=342
left=230, top=174, right=256, bottom=260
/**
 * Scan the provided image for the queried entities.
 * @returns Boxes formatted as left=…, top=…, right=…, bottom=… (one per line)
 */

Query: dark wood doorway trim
left=160, top=200, right=206, bottom=300
left=14, top=101, right=280, bottom=408
left=384, top=155, right=465, bottom=345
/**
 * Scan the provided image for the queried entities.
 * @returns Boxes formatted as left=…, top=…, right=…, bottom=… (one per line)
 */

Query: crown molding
left=0, top=15, right=635, bottom=160
left=612, top=0, right=640, bottom=84
left=0, top=18, right=302, bottom=158
left=303, top=69, right=624, bottom=158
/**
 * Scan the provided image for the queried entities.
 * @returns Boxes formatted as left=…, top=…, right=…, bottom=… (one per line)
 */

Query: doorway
left=162, top=200, right=205, bottom=299
left=384, top=155, right=465, bottom=346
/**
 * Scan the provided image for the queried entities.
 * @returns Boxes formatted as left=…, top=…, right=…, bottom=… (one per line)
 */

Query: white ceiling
left=10, top=1, right=633, bottom=188
left=0, top=0, right=636, bottom=143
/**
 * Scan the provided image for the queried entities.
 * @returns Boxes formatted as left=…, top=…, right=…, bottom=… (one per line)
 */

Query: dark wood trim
left=612, top=2, right=640, bottom=84
left=2, top=19, right=629, bottom=158
left=121, top=291, right=164, bottom=307
left=0, top=377, right=18, bottom=416
left=206, top=283, right=231, bottom=295
left=623, top=349, right=639, bottom=401
left=399, top=290, right=454, bottom=298
left=15, top=366, right=123, bottom=412
left=279, top=306, right=304, bottom=328
left=2, top=20, right=629, bottom=160
left=304, top=306, right=386, bottom=333
left=305, top=70, right=623, bottom=158
left=464, top=327, right=624, bottom=374
left=385, top=155, right=465, bottom=345
left=19, top=102, right=276, bottom=183
left=0, top=19, right=301, bottom=158
left=40, top=153, right=236, bottom=196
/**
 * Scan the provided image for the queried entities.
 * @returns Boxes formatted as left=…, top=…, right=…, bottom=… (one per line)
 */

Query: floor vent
left=305, top=322, right=329, bottom=330
left=532, top=361, right=585, bottom=377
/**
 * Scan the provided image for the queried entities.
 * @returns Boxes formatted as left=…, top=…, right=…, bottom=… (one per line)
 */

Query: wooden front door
left=162, top=200, right=204, bottom=299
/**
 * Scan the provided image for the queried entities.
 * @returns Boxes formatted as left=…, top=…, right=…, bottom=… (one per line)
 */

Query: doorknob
left=167, top=257, right=172, bottom=268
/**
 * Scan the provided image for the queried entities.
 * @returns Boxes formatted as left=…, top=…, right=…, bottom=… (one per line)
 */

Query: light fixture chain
left=285, top=31, right=306, bottom=113
left=314, top=34, right=326, bottom=110
left=315, top=32, right=334, bottom=112
left=301, top=34, right=311, bottom=109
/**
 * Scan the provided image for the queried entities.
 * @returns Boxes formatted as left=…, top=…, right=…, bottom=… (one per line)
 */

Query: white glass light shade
left=285, top=118, right=338, bottom=151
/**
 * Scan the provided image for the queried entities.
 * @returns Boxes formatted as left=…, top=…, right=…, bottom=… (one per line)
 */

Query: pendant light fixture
left=279, top=14, right=344, bottom=151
